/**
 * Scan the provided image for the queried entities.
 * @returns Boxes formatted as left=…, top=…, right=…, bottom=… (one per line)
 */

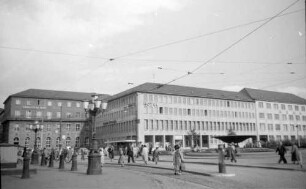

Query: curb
left=104, top=162, right=214, bottom=177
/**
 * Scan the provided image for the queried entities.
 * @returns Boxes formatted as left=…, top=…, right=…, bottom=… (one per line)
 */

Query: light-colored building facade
left=1, top=89, right=109, bottom=150
left=96, top=83, right=258, bottom=149
left=241, top=88, right=306, bottom=143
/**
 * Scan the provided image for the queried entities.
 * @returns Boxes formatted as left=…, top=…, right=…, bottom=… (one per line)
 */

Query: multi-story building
left=1, top=89, right=109, bottom=150
left=96, top=83, right=258, bottom=149
left=241, top=88, right=306, bottom=143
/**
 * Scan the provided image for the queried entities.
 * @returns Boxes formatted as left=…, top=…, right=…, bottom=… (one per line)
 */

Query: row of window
left=144, top=119, right=256, bottom=132
left=14, top=136, right=89, bottom=148
left=13, top=123, right=86, bottom=132
left=15, top=99, right=82, bottom=108
left=107, top=94, right=136, bottom=110
left=259, top=123, right=306, bottom=132
left=266, top=135, right=306, bottom=141
left=145, top=106, right=255, bottom=119
left=14, top=110, right=83, bottom=119
left=258, top=102, right=306, bottom=111
left=144, top=94, right=254, bottom=109
left=258, top=113, right=306, bottom=121
left=100, top=106, right=136, bottom=120
left=98, top=120, right=137, bottom=135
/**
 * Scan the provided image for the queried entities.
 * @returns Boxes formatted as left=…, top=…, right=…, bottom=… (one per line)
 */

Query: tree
left=188, top=128, right=200, bottom=149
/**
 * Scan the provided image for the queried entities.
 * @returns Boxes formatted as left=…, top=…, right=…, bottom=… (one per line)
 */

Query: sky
left=0, top=0, right=305, bottom=108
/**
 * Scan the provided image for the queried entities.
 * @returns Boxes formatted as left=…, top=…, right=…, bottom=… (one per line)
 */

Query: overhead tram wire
left=145, top=0, right=301, bottom=93
left=0, top=9, right=303, bottom=63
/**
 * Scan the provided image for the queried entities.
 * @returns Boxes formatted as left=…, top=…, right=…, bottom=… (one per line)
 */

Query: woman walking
left=152, top=147, right=160, bottom=165
left=173, top=145, right=185, bottom=175
left=118, top=146, right=125, bottom=167
left=142, top=145, right=149, bottom=165
left=291, top=142, right=302, bottom=168
left=99, top=148, right=105, bottom=166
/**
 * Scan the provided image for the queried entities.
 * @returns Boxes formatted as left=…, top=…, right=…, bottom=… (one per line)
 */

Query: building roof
left=4, top=89, right=110, bottom=104
left=108, top=82, right=254, bottom=102
left=240, top=88, right=306, bottom=105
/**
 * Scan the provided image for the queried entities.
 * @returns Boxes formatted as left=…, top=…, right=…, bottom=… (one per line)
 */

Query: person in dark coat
left=228, top=143, right=237, bottom=163
left=127, top=144, right=135, bottom=163
left=276, top=141, right=287, bottom=164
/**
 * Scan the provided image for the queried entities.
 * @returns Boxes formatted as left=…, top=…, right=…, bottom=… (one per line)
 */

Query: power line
left=260, top=76, right=306, bottom=89
left=147, top=0, right=301, bottom=92
left=110, top=8, right=304, bottom=60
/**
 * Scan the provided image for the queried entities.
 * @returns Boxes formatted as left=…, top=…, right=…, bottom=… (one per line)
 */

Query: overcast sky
left=0, top=0, right=305, bottom=108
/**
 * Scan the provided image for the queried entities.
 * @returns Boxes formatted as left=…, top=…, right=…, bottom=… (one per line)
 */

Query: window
left=295, top=105, right=299, bottom=111
left=46, top=137, right=51, bottom=148
left=27, top=100, right=31, bottom=105
left=260, top=123, right=265, bottom=131
left=275, top=124, right=281, bottom=131
left=36, top=111, right=42, bottom=118
left=283, top=124, right=288, bottom=131
left=75, top=112, right=81, bottom=118
left=14, top=124, right=19, bottom=131
left=26, top=110, right=32, bottom=118
left=25, top=137, right=30, bottom=147
left=46, top=124, right=51, bottom=131
left=303, top=116, right=306, bottom=121
left=258, top=102, right=263, bottom=108
left=57, top=112, right=61, bottom=118
left=296, top=115, right=300, bottom=121
left=273, top=104, right=279, bottom=110
left=302, top=106, right=305, bottom=111
left=282, top=114, right=287, bottom=121
left=187, top=109, right=191, bottom=115
left=13, top=137, right=19, bottom=145
left=266, top=103, right=271, bottom=109
left=75, top=137, right=80, bottom=147
left=267, top=113, right=272, bottom=120
left=36, top=137, right=41, bottom=149
left=66, top=137, right=71, bottom=147
left=67, top=102, right=71, bottom=107
left=274, top=114, right=279, bottom=120
left=16, top=99, right=21, bottom=105
left=281, top=104, right=286, bottom=110
left=66, top=112, right=72, bottom=118
left=76, top=102, right=80, bottom=108
left=288, top=105, right=292, bottom=110
left=145, top=120, right=148, bottom=130
left=58, top=102, right=62, bottom=107
left=66, top=123, right=71, bottom=131
left=259, top=113, right=265, bottom=119
left=76, top=123, right=81, bottom=131
left=47, top=112, right=52, bottom=119
left=48, top=101, right=52, bottom=106
left=56, top=137, right=60, bottom=148
left=268, top=124, right=273, bottom=131
left=15, top=110, right=21, bottom=117
left=289, top=115, right=294, bottom=121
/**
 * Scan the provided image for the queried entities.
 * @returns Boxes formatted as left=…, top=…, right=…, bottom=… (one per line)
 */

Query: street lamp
left=84, top=94, right=107, bottom=175
left=30, top=120, right=43, bottom=165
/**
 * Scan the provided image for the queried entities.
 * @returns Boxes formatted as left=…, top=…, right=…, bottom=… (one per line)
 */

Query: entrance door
left=202, top=135, right=209, bottom=148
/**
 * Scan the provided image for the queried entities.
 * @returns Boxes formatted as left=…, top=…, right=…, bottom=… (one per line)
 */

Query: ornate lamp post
left=84, top=94, right=107, bottom=175
left=30, top=120, right=43, bottom=165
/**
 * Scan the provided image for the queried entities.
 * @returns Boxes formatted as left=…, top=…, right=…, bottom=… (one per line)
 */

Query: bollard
left=59, top=154, right=65, bottom=169
left=21, top=155, right=30, bottom=179
left=41, top=153, right=45, bottom=166
left=218, top=144, right=226, bottom=173
left=49, top=154, right=54, bottom=168
left=71, top=152, right=78, bottom=171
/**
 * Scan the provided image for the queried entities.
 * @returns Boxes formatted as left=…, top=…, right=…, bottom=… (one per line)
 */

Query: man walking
left=276, top=142, right=287, bottom=164
left=127, top=144, right=135, bottom=163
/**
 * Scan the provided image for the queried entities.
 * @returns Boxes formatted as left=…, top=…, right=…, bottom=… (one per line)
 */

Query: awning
left=213, top=135, right=255, bottom=143
left=105, top=140, right=136, bottom=144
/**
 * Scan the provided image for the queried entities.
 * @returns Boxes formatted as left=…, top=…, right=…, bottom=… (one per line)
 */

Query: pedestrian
left=99, top=148, right=105, bottom=166
left=81, top=149, right=85, bottom=161
left=173, top=144, right=184, bottom=175
left=108, top=145, right=114, bottom=162
left=228, top=143, right=237, bottom=163
left=276, top=141, right=287, bottom=164
left=118, top=146, right=125, bottom=167
left=152, top=147, right=160, bottom=165
left=291, top=142, right=302, bottom=168
left=127, top=144, right=135, bottom=163
left=142, top=145, right=149, bottom=165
